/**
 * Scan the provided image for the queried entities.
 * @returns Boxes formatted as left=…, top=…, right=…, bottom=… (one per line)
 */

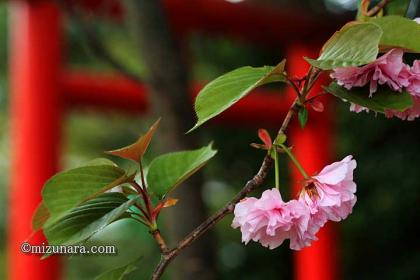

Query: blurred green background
left=0, top=1, right=419, bottom=279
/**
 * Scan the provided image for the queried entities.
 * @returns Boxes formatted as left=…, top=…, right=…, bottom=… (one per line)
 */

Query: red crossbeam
left=61, top=72, right=331, bottom=128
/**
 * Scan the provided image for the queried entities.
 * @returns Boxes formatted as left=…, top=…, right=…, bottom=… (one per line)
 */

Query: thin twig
left=366, top=0, right=390, bottom=17
left=150, top=99, right=303, bottom=280
left=287, top=79, right=302, bottom=100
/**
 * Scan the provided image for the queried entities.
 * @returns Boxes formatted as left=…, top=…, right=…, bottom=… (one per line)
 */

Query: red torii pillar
left=288, top=46, right=339, bottom=280
left=8, top=1, right=62, bottom=279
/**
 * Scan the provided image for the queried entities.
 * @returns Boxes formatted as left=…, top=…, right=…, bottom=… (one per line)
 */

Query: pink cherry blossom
left=385, top=96, right=420, bottom=121
left=349, top=96, right=420, bottom=121
left=349, top=103, right=369, bottom=113
left=232, top=188, right=312, bottom=250
left=407, top=60, right=420, bottom=97
left=299, top=155, right=357, bottom=225
left=331, top=49, right=411, bottom=95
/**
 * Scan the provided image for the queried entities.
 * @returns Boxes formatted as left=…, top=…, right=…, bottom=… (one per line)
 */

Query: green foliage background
left=0, top=2, right=419, bottom=279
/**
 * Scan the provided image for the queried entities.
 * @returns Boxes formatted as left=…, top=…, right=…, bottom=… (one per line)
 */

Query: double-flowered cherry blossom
left=331, top=49, right=411, bottom=95
left=331, top=48, right=420, bottom=120
left=407, top=60, right=420, bottom=97
left=299, top=155, right=357, bottom=236
left=232, top=156, right=357, bottom=250
left=231, top=188, right=311, bottom=250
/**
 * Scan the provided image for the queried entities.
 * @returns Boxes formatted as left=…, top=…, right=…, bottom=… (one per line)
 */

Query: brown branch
left=150, top=99, right=303, bottom=280
left=151, top=230, right=169, bottom=253
left=366, top=0, right=391, bottom=17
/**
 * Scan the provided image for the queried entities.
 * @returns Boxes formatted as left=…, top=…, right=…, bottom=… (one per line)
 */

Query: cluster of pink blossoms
left=232, top=156, right=357, bottom=250
left=331, top=49, right=420, bottom=120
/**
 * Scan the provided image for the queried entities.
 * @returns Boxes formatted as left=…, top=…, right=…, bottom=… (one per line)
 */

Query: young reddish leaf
left=163, top=198, right=178, bottom=208
left=309, top=100, right=324, bottom=112
left=151, top=198, right=178, bottom=220
left=258, top=129, right=272, bottom=149
left=106, top=118, right=160, bottom=162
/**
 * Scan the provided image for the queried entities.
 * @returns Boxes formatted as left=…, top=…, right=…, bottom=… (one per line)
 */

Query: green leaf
left=32, top=203, right=50, bottom=231
left=189, top=60, right=287, bottom=132
left=44, top=193, right=139, bottom=246
left=106, top=119, right=160, bottom=162
left=324, top=82, right=413, bottom=113
left=306, top=22, right=382, bottom=69
left=95, top=263, right=138, bottom=280
left=298, top=107, right=308, bottom=128
left=369, top=16, right=420, bottom=53
left=42, top=163, right=127, bottom=227
left=81, top=158, right=119, bottom=167
left=385, top=0, right=411, bottom=16
left=147, top=144, right=217, bottom=199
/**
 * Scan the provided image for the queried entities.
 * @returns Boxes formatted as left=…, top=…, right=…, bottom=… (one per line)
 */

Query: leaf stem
left=278, top=143, right=309, bottom=179
left=138, top=161, right=154, bottom=218
left=366, top=0, right=390, bottom=17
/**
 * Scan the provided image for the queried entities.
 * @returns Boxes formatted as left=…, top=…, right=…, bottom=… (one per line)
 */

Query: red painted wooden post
left=8, top=1, right=62, bottom=279
left=287, top=45, right=339, bottom=280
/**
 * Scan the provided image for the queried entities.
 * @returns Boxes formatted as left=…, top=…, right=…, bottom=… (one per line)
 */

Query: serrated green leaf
left=147, top=144, right=217, bottom=199
left=298, top=107, right=308, bottom=128
left=95, top=263, right=138, bottom=280
left=306, top=22, right=382, bottom=70
left=369, top=16, right=420, bottom=53
left=324, top=82, right=413, bottom=113
left=385, top=0, right=411, bottom=16
left=44, top=193, right=139, bottom=246
left=189, top=60, right=287, bottom=132
left=42, top=164, right=127, bottom=227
